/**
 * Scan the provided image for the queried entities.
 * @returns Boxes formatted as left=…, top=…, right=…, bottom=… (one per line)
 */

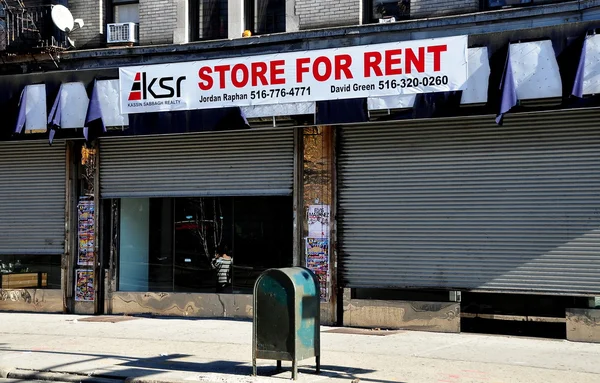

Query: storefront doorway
left=337, top=109, right=600, bottom=295
left=99, top=128, right=296, bottom=301
left=117, top=196, right=292, bottom=294
left=0, top=141, right=66, bottom=291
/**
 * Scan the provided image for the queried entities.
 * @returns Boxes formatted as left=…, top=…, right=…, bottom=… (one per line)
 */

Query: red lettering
left=385, top=49, right=402, bottom=76
left=270, top=60, right=285, bottom=85
left=214, top=65, right=231, bottom=89
left=251, top=62, right=268, bottom=86
left=364, top=52, right=383, bottom=77
left=296, top=58, right=311, bottom=83
left=232, top=63, right=249, bottom=88
left=405, top=47, right=425, bottom=74
left=198, top=66, right=213, bottom=91
left=314, top=56, right=332, bottom=82
left=334, top=54, right=353, bottom=80
left=427, top=44, right=447, bottom=72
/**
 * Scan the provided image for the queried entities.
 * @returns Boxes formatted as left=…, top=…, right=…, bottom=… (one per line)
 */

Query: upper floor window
left=112, top=0, right=139, bottom=24
left=364, top=0, right=409, bottom=24
left=253, top=0, right=285, bottom=35
left=190, top=0, right=228, bottom=41
left=189, top=0, right=284, bottom=41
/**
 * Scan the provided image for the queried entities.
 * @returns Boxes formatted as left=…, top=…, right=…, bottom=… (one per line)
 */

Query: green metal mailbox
left=252, top=267, right=320, bottom=380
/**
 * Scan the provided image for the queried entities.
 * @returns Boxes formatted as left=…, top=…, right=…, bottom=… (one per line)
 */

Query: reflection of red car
left=174, top=220, right=215, bottom=231
left=176, top=222, right=199, bottom=230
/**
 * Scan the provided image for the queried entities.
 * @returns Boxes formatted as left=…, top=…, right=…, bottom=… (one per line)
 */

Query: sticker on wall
left=306, top=237, right=330, bottom=302
left=75, top=269, right=94, bottom=302
left=77, top=197, right=95, bottom=266
left=308, top=204, right=330, bottom=238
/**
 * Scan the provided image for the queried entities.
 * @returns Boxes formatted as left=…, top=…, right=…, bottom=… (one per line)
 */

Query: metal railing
left=0, top=4, right=68, bottom=53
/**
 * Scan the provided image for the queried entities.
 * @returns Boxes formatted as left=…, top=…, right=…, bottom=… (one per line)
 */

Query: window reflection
left=118, top=196, right=292, bottom=294
left=0, top=255, right=60, bottom=289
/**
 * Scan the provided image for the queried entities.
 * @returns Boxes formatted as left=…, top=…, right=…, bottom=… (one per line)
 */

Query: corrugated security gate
left=338, top=109, right=600, bottom=295
left=0, top=141, right=66, bottom=254
left=99, top=129, right=295, bottom=198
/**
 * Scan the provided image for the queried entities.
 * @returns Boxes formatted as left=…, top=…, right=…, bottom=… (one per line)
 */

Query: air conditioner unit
left=107, top=22, right=138, bottom=44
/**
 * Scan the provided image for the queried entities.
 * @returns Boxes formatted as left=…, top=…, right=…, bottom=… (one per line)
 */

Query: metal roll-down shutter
left=99, top=129, right=294, bottom=198
left=338, top=108, right=600, bottom=295
left=0, top=141, right=66, bottom=254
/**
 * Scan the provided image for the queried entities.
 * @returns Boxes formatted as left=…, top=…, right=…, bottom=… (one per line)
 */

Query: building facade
left=1, top=0, right=599, bottom=342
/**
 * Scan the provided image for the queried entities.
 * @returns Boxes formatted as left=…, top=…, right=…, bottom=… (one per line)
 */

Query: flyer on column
left=308, top=204, right=330, bottom=238
left=77, top=197, right=95, bottom=266
left=75, top=269, right=95, bottom=302
left=306, top=237, right=330, bottom=302
left=306, top=204, right=331, bottom=302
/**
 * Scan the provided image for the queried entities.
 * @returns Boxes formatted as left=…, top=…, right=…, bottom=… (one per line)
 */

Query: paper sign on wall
left=308, top=204, right=330, bottom=238
left=306, top=237, right=330, bottom=302
left=77, top=197, right=95, bottom=266
left=75, top=269, right=94, bottom=302
left=306, top=204, right=331, bottom=302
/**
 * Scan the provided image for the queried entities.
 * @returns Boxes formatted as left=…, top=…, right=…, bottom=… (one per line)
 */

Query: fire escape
left=0, top=0, right=69, bottom=53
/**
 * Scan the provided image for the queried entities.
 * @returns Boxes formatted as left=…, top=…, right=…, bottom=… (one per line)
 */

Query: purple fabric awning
left=496, top=46, right=517, bottom=125
left=47, top=84, right=64, bottom=145
left=571, top=37, right=588, bottom=98
left=14, top=88, right=27, bottom=134
left=84, top=80, right=107, bottom=141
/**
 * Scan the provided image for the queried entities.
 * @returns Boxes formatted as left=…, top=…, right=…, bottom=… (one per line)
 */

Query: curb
left=0, top=367, right=218, bottom=383
left=124, top=379, right=207, bottom=383
left=0, top=367, right=13, bottom=379
left=1, top=368, right=125, bottom=383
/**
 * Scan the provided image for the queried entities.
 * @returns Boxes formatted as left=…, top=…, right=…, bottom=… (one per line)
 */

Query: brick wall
left=69, top=0, right=104, bottom=49
left=139, top=0, right=177, bottom=45
left=69, top=0, right=182, bottom=48
left=410, top=0, right=479, bottom=19
left=295, top=0, right=360, bottom=30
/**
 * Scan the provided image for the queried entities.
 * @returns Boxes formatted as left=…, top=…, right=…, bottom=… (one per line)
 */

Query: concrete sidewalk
left=0, top=313, right=599, bottom=383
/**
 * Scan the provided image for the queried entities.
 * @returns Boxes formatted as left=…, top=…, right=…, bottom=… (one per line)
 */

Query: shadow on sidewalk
left=0, top=347, right=403, bottom=383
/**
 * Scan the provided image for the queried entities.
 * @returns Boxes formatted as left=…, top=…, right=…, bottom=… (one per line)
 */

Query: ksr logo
left=128, top=72, right=186, bottom=101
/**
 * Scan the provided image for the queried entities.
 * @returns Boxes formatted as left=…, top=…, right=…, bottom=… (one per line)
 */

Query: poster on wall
left=306, top=237, right=330, bottom=302
left=308, top=204, right=330, bottom=238
left=306, top=204, right=331, bottom=302
left=77, top=197, right=95, bottom=266
left=75, top=269, right=94, bottom=302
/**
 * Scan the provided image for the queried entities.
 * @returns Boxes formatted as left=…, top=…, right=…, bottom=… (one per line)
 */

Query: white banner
left=120, top=35, right=468, bottom=114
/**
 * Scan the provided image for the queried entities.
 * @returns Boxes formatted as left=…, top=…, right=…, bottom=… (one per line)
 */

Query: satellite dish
left=67, top=36, right=76, bottom=48
left=51, top=5, right=75, bottom=33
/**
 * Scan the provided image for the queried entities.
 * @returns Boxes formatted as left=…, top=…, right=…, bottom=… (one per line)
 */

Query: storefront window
left=0, top=255, right=61, bottom=289
left=117, top=196, right=292, bottom=293
left=119, top=198, right=150, bottom=291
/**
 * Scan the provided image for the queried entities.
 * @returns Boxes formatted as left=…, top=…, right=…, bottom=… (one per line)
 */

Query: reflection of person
left=212, top=245, right=233, bottom=293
